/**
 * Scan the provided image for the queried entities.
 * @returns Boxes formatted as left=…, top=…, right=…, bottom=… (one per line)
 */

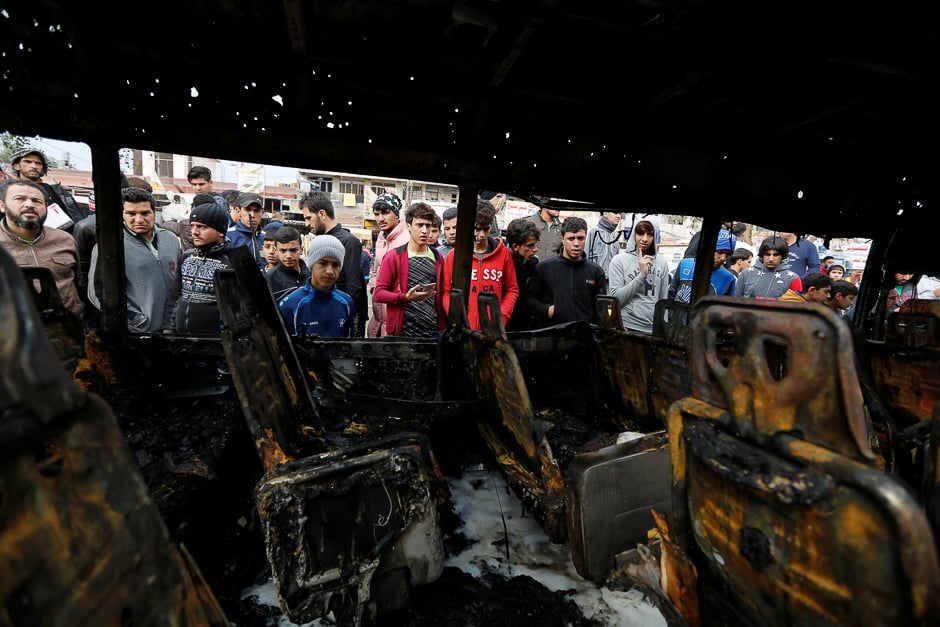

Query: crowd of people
left=3, top=150, right=938, bottom=343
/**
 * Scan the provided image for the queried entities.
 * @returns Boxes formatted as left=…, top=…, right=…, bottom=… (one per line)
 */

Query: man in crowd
left=373, top=202, right=445, bottom=338
left=524, top=205, right=562, bottom=259
left=527, top=216, right=606, bottom=326
left=172, top=199, right=234, bottom=334
left=9, top=147, right=88, bottom=232
left=300, top=190, right=367, bottom=336
left=779, top=232, right=821, bottom=278
left=441, top=200, right=518, bottom=330
left=367, top=193, right=410, bottom=337
left=88, top=186, right=181, bottom=333
left=0, top=179, right=83, bottom=320
left=277, top=234, right=355, bottom=338
left=586, top=211, right=624, bottom=277
left=227, top=192, right=266, bottom=269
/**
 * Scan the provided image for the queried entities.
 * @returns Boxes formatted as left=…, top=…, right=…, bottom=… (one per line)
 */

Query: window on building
left=340, top=181, right=364, bottom=196
left=155, top=152, right=174, bottom=178
left=307, top=177, right=333, bottom=193
left=371, top=184, right=387, bottom=196
left=426, top=187, right=440, bottom=201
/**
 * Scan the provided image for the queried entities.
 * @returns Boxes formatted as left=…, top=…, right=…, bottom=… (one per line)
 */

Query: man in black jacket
left=299, top=191, right=367, bottom=336
left=526, top=216, right=607, bottom=327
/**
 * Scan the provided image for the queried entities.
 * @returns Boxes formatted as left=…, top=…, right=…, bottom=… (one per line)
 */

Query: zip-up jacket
left=277, top=283, right=354, bottom=338
left=734, top=260, right=802, bottom=300
left=527, top=253, right=607, bottom=326
left=227, top=221, right=265, bottom=269
left=265, top=260, right=310, bottom=301
left=90, top=225, right=181, bottom=332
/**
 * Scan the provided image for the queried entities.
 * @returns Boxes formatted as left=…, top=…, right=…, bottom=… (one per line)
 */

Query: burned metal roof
left=2, top=1, right=935, bottom=241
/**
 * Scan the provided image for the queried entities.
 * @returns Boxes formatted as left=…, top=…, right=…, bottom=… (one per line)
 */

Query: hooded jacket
left=734, top=260, right=802, bottom=300
left=441, top=236, right=519, bottom=330
left=173, top=238, right=234, bottom=334
left=89, top=224, right=181, bottom=332
left=607, top=216, right=671, bottom=335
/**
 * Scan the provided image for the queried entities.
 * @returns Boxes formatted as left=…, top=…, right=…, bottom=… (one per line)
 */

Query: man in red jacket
left=441, top=200, right=518, bottom=330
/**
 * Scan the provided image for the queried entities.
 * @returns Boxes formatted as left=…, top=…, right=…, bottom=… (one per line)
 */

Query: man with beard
left=9, top=148, right=88, bottom=232
left=366, top=192, right=409, bottom=337
left=299, top=190, right=366, bottom=335
left=0, top=179, right=83, bottom=319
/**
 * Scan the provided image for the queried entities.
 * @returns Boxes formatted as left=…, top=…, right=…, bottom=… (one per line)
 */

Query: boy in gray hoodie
left=608, top=214, right=671, bottom=335
left=734, top=235, right=803, bottom=300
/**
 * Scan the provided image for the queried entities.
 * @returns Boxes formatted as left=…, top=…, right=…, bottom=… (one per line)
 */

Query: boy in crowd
left=373, top=202, right=445, bottom=338
left=441, top=200, right=518, bottom=330
left=779, top=271, right=832, bottom=304
left=727, top=247, right=753, bottom=277
left=266, top=226, right=309, bottom=301
left=503, top=217, right=541, bottom=332
left=438, top=206, right=458, bottom=259
left=827, top=279, right=859, bottom=316
left=734, top=236, right=802, bottom=300
left=262, top=229, right=280, bottom=272
left=608, top=214, right=670, bottom=334
left=277, top=234, right=354, bottom=338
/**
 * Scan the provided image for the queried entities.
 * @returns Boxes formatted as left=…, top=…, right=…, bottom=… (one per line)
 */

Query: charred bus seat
left=215, top=253, right=448, bottom=625
left=665, top=298, right=940, bottom=625
left=451, top=291, right=673, bottom=582
left=0, top=248, right=229, bottom=625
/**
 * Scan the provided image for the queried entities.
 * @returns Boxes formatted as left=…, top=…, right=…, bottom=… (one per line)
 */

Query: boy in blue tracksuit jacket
left=277, top=234, right=354, bottom=338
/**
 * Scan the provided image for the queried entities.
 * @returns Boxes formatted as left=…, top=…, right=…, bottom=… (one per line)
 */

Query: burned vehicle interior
left=2, top=1, right=939, bottom=626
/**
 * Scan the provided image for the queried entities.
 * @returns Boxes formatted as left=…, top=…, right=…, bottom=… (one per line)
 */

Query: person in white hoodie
left=608, top=213, right=671, bottom=335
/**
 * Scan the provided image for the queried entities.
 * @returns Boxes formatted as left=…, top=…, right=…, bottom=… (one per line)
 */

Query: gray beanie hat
left=190, top=202, right=229, bottom=235
left=306, top=234, right=345, bottom=270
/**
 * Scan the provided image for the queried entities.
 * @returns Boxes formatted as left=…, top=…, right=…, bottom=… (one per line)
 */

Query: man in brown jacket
left=0, top=179, right=83, bottom=319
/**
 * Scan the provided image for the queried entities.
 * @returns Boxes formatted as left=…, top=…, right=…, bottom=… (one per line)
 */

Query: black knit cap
left=190, top=202, right=229, bottom=235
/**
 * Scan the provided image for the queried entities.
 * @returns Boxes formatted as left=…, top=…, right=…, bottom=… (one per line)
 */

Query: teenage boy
left=441, top=200, right=518, bottom=330
left=826, top=279, right=859, bottom=316
left=608, top=215, right=671, bottom=335
left=265, top=226, right=310, bottom=301
left=261, top=229, right=280, bottom=273
left=779, top=271, right=832, bottom=304
left=734, top=236, right=802, bottom=300
left=527, top=216, right=607, bottom=327
left=504, top=217, right=541, bottom=332
left=367, top=193, right=410, bottom=337
left=227, top=192, right=266, bottom=269
left=438, top=206, right=458, bottom=259
left=373, top=202, right=445, bottom=338
left=276, top=234, right=355, bottom=338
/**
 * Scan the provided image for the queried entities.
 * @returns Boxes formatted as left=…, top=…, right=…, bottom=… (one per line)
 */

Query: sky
left=241, top=468, right=667, bottom=626
left=27, top=137, right=300, bottom=186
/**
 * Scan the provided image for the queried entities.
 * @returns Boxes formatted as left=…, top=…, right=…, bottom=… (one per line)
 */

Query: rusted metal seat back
left=0, top=247, right=228, bottom=626
left=20, top=265, right=85, bottom=370
left=445, top=289, right=568, bottom=541
left=690, top=297, right=872, bottom=461
left=663, top=298, right=940, bottom=625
